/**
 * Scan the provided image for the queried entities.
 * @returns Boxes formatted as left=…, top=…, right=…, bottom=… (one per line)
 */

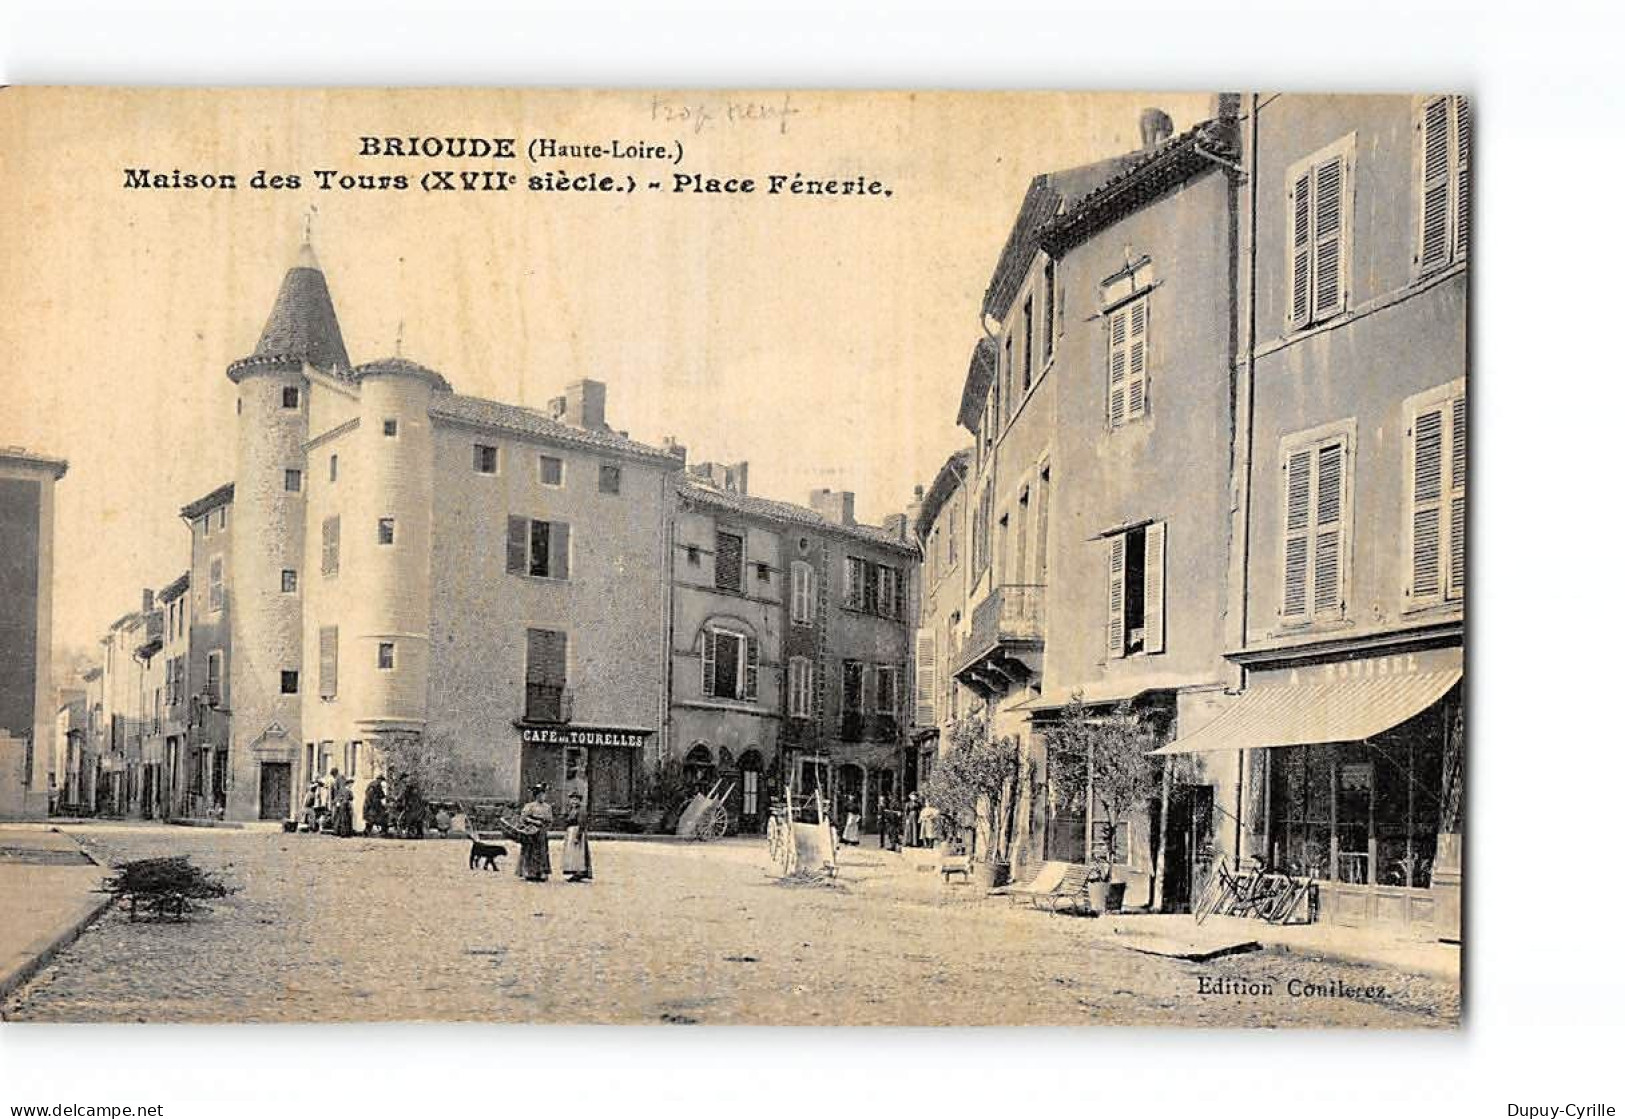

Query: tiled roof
left=179, top=482, right=234, bottom=521
left=157, top=572, right=190, bottom=603
left=955, top=338, right=998, bottom=432
left=915, top=448, right=974, bottom=540
left=0, top=447, right=69, bottom=479
left=354, top=356, right=453, bottom=393
left=429, top=393, right=683, bottom=465
left=678, top=479, right=916, bottom=554
left=246, top=246, right=352, bottom=376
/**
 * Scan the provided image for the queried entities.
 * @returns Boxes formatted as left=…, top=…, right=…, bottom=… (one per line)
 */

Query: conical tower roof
left=252, top=243, right=352, bottom=376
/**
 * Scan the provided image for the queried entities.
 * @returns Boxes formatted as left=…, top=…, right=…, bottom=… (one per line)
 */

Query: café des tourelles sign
left=515, top=724, right=653, bottom=748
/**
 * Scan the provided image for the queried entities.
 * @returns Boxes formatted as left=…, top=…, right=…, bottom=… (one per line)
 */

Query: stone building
left=910, top=448, right=974, bottom=796
left=0, top=447, right=67, bottom=819
left=178, top=484, right=234, bottom=818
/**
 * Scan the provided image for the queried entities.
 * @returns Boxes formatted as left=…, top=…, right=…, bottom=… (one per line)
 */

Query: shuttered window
left=788, top=656, right=813, bottom=718
left=791, top=561, right=816, bottom=624
left=1042, top=258, right=1056, bottom=363
left=208, top=555, right=225, bottom=610
left=875, top=665, right=898, bottom=716
left=524, top=628, right=567, bottom=721
left=844, top=556, right=863, bottom=609
left=1281, top=435, right=1349, bottom=622
left=701, top=627, right=755, bottom=701
left=914, top=630, right=936, bottom=726
left=318, top=626, right=338, bottom=699
left=1287, top=138, right=1352, bottom=331
left=1416, top=95, right=1470, bottom=274
left=506, top=517, right=570, bottom=579
left=1105, top=522, right=1165, bottom=658
left=1106, top=295, right=1150, bottom=427
left=842, top=660, right=866, bottom=714
left=715, top=531, right=744, bottom=592
left=1407, top=385, right=1466, bottom=604
left=321, top=516, right=340, bottom=576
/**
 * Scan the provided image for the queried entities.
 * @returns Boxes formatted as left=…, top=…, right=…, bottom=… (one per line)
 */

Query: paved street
left=3, top=824, right=1458, bottom=1026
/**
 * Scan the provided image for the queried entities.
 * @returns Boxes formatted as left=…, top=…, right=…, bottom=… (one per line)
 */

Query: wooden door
left=258, top=762, right=292, bottom=820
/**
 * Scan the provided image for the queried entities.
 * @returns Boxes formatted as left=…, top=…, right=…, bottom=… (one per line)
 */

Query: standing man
left=362, top=772, right=388, bottom=836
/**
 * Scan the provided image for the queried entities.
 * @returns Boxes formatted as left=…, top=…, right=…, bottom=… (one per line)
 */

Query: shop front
left=517, top=723, right=652, bottom=827
left=1154, top=645, right=1463, bottom=941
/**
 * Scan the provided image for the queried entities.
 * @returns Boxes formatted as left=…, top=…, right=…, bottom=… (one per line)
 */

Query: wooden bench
left=940, top=853, right=971, bottom=883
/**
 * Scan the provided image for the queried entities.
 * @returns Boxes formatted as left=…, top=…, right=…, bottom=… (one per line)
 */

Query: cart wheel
left=702, top=804, right=729, bottom=840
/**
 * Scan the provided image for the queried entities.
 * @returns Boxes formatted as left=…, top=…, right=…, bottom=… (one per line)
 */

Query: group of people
left=299, top=769, right=435, bottom=839
left=506, top=783, right=593, bottom=884
left=838, top=790, right=941, bottom=851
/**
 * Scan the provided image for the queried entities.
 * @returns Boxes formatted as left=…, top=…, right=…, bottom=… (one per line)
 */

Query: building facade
left=1158, top=94, right=1468, bottom=939
left=0, top=448, right=68, bottom=819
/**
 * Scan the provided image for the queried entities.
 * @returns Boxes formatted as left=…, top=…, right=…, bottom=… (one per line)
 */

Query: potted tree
left=1045, top=697, right=1163, bottom=913
left=922, top=712, right=1020, bottom=888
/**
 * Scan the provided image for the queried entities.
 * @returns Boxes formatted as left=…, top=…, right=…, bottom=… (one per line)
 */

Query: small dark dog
left=468, top=838, right=507, bottom=871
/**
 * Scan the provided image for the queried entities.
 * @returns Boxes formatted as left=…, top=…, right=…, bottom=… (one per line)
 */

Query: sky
left=0, top=88, right=1212, bottom=662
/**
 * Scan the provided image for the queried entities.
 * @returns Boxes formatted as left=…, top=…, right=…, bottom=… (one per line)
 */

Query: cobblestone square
left=3, top=825, right=1457, bottom=1026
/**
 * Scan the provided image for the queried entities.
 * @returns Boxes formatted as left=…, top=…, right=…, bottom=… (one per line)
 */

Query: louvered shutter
left=845, top=556, right=862, bottom=608
left=893, top=569, right=907, bottom=621
left=1107, top=308, right=1128, bottom=426
left=1311, top=156, right=1346, bottom=321
left=1282, top=448, right=1312, bottom=618
left=321, top=516, right=340, bottom=576
left=1127, top=297, right=1149, bottom=420
left=1454, top=96, right=1470, bottom=259
left=1033, top=473, right=1050, bottom=583
left=505, top=516, right=527, bottom=574
left=1418, top=96, right=1453, bottom=272
left=744, top=636, right=760, bottom=701
left=1143, top=521, right=1166, bottom=654
left=701, top=629, right=717, bottom=697
left=1106, top=534, right=1126, bottom=658
left=319, top=626, right=338, bottom=699
left=1449, top=395, right=1466, bottom=597
left=548, top=522, right=571, bottom=580
left=1410, top=405, right=1446, bottom=601
left=716, top=532, right=742, bottom=592
left=1312, top=441, right=1345, bottom=615
left=1288, top=170, right=1312, bottom=330
left=914, top=630, right=937, bottom=726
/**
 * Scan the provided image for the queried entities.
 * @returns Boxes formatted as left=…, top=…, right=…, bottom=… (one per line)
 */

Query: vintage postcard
left=0, top=88, right=1464, bottom=1026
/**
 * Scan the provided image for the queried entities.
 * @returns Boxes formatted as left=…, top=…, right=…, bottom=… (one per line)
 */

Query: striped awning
left=1150, top=668, right=1462, bottom=756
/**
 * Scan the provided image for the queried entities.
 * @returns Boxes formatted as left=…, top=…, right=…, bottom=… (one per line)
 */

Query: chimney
left=1210, top=93, right=1241, bottom=123
left=687, top=461, right=748, bottom=494
left=809, top=488, right=856, bottom=526
left=1139, top=107, right=1175, bottom=150
left=882, top=512, right=911, bottom=542
left=560, top=379, right=608, bottom=431
left=660, top=436, right=688, bottom=464
left=141, top=588, right=155, bottom=613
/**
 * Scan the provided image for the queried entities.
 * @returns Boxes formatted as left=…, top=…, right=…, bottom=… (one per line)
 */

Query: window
left=282, top=385, right=300, bottom=409
left=702, top=626, right=758, bottom=702
left=790, top=561, right=816, bottom=624
left=1287, top=135, right=1354, bottom=331
left=598, top=463, right=621, bottom=495
left=473, top=444, right=499, bottom=474
left=1106, top=521, right=1166, bottom=658
left=1034, top=466, right=1051, bottom=584
left=524, top=628, right=568, bottom=721
left=284, top=468, right=302, bottom=493
left=377, top=643, right=395, bottom=671
left=280, top=670, right=299, bottom=695
left=755, top=562, right=771, bottom=583
left=715, top=531, right=744, bottom=593
left=875, top=665, right=899, bottom=716
left=321, top=516, right=341, bottom=575
left=377, top=518, right=395, bottom=546
left=1407, top=383, right=1466, bottom=605
left=319, top=626, right=338, bottom=699
left=788, top=656, right=813, bottom=718
left=329, top=454, right=338, bottom=483
left=842, top=660, right=866, bottom=714
left=382, top=418, right=398, bottom=437
left=1042, top=258, right=1057, bottom=362
left=1415, top=95, right=1470, bottom=274
left=505, top=517, right=571, bottom=579
left=914, top=631, right=937, bottom=726
left=999, top=336, right=1012, bottom=428
left=843, top=557, right=904, bottom=618
left=205, top=650, right=223, bottom=703
left=877, top=565, right=896, bottom=617
left=281, top=569, right=298, bottom=594
left=1107, top=294, right=1150, bottom=427
left=686, top=545, right=701, bottom=567
left=1281, top=432, right=1350, bottom=622
left=973, top=487, right=994, bottom=580
left=844, top=556, right=863, bottom=609
left=947, top=505, right=959, bottom=567
left=539, top=455, right=564, bottom=486
left=218, top=506, right=227, bottom=530
left=564, top=747, right=583, bottom=781
left=1021, top=295, right=1034, bottom=392
left=208, top=556, right=224, bottom=612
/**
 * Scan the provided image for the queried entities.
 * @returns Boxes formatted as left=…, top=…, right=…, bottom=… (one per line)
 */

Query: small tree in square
left=924, top=711, right=1021, bottom=861
left=1044, top=696, right=1162, bottom=872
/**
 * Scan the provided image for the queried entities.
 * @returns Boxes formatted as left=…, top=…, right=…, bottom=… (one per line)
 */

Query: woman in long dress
left=560, top=792, right=593, bottom=882
left=840, top=794, right=861, bottom=847
left=902, top=792, right=921, bottom=848
left=514, top=784, right=554, bottom=882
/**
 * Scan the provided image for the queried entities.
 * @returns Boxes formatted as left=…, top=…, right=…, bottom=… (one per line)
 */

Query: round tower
left=346, top=357, right=449, bottom=755
left=223, top=244, right=351, bottom=821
